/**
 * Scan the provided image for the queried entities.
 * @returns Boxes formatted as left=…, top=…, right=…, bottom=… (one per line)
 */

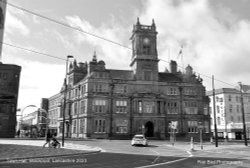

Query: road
left=65, top=139, right=191, bottom=157
left=0, top=139, right=249, bottom=168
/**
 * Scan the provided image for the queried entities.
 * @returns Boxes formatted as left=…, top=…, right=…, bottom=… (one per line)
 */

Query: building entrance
left=235, top=132, right=242, bottom=140
left=144, top=121, right=154, bottom=137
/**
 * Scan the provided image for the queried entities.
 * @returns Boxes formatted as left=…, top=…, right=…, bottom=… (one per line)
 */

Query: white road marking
left=149, top=149, right=160, bottom=164
left=135, top=151, right=193, bottom=168
left=186, top=150, right=193, bottom=157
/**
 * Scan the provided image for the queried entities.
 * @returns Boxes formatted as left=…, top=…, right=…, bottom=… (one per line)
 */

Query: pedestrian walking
left=43, top=130, right=52, bottom=147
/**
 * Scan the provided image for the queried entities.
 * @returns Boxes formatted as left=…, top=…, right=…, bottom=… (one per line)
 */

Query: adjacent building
left=0, top=64, right=21, bottom=137
left=0, top=0, right=22, bottom=138
left=207, top=87, right=250, bottom=140
left=48, top=19, right=210, bottom=140
left=17, top=99, right=49, bottom=137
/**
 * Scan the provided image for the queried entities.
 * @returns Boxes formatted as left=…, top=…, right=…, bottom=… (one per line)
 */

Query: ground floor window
left=79, top=119, right=85, bottom=134
left=59, top=122, right=63, bottom=133
left=72, top=120, right=77, bottom=133
left=204, top=121, right=209, bottom=133
left=115, top=119, right=128, bottom=134
left=188, top=121, right=198, bottom=133
left=95, top=119, right=106, bottom=133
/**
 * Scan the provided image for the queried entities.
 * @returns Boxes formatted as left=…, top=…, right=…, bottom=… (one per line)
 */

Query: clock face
left=143, top=37, right=150, bottom=45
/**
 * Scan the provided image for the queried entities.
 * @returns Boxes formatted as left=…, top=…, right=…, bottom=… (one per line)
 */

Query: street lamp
left=62, top=55, right=73, bottom=147
left=198, top=121, right=203, bottom=150
left=238, top=82, right=248, bottom=146
left=212, top=75, right=218, bottom=147
left=224, top=107, right=228, bottom=142
left=109, top=82, right=114, bottom=139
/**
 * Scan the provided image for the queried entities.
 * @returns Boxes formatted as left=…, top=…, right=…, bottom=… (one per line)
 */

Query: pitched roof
left=206, top=88, right=241, bottom=96
left=158, top=72, right=182, bottom=82
left=108, top=69, right=134, bottom=80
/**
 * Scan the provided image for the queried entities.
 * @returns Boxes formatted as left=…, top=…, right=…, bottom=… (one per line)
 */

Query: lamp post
left=212, top=75, right=218, bottom=147
left=238, top=82, right=248, bottom=146
left=224, top=107, right=228, bottom=142
left=62, top=55, right=73, bottom=147
left=198, top=121, right=203, bottom=150
left=109, top=82, right=114, bottom=139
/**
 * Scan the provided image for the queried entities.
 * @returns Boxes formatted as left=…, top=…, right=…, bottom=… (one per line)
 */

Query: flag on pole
left=177, top=45, right=183, bottom=59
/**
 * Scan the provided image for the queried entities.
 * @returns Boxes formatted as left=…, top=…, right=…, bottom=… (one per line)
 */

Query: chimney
left=170, top=60, right=177, bottom=73
left=88, top=51, right=98, bottom=74
left=185, top=64, right=193, bottom=76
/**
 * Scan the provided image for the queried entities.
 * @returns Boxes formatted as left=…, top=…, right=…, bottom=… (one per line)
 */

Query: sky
left=2, top=0, right=250, bottom=114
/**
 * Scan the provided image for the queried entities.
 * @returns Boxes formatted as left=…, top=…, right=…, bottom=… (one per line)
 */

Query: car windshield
left=134, top=136, right=144, bottom=139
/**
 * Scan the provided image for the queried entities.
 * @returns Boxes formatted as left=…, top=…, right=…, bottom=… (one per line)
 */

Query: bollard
left=190, top=137, right=194, bottom=151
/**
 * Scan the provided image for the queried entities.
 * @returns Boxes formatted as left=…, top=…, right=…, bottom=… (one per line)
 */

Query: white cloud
left=5, top=8, right=30, bottom=36
left=7, top=0, right=250, bottom=111
left=65, top=15, right=131, bottom=69
left=18, top=61, right=65, bottom=109
left=63, top=0, right=250, bottom=90
left=139, top=0, right=250, bottom=90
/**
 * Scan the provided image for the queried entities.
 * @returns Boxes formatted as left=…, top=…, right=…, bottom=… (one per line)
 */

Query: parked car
left=131, top=134, right=148, bottom=146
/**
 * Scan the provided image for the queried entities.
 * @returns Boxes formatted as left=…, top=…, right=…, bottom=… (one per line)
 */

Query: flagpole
left=212, top=75, right=218, bottom=147
left=168, top=47, right=170, bottom=63
left=177, top=45, right=184, bottom=72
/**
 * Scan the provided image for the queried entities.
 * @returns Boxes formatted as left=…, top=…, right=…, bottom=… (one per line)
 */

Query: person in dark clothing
left=51, top=135, right=61, bottom=148
left=16, top=130, right=20, bottom=138
left=43, top=130, right=52, bottom=147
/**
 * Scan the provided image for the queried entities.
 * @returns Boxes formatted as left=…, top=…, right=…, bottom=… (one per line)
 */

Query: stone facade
left=48, top=19, right=210, bottom=140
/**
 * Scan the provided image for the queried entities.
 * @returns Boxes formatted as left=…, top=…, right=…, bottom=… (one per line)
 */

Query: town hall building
left=48, top=19, right=210, bottom=140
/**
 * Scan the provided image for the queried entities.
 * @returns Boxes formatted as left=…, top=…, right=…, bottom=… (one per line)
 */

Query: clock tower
left=130, top=18, right=159, bottom=81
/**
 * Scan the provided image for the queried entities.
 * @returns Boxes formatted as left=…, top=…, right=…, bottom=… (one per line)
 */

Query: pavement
left=165, top=140, right=250, bottom=152
left=0, top=138, right=101, bottom=162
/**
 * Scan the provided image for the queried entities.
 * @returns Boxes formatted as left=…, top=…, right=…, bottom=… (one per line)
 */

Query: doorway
left=144, top=121, right=154, bottom=137
left=235, top=132, right=242, bottom=140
